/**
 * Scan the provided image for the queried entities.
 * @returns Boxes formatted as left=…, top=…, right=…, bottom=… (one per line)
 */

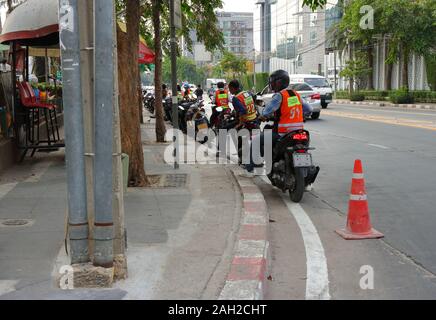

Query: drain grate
left=147, top=174, right=188, bottom=188
left=1, top=219, right=33, bottom=227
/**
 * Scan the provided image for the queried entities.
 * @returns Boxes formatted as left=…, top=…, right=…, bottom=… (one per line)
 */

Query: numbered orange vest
left=278, top=89, right=304, bottom=134
left=235, top=91, right=257, bottom=122
left=215, top=89, right=229, bottom=109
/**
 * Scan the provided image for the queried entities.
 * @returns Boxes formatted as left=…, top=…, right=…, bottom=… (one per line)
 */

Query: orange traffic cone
left=336, top=159, right=384, bottom=240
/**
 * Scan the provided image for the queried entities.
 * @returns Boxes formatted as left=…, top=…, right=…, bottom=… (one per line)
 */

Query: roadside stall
left=0, top=0, right=64, bottom=161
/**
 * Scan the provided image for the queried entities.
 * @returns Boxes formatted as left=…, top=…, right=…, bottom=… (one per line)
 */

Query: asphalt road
left=261, top=103, right=436, bottom=299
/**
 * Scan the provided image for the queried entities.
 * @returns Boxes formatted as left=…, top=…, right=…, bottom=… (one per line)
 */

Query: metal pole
left=58, top=0, right=89, bottom=264
left=170, top=0, right=179, bottom=170
left=334, top=45, right=337, bottom=99
left=94, top=0, right=114, bottom=268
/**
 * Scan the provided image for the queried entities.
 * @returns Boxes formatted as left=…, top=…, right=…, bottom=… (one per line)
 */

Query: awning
left=0, top=0, right=59, bottom=46
left=117, top=22, right=155, bottom=65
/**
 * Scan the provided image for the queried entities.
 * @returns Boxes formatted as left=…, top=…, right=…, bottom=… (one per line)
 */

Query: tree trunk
left=384, top=41, right=393, bottom=90
left=401, top=45, right=409, bottom=89
left=117, top=1, right=148, bottom=187
left=348, top=42, right=354, bottom=94
left=152, top=0, right=166, bottom=142
left=367, top=46, right=374, bottom=90
left=138, top=72, right=144, bottom=124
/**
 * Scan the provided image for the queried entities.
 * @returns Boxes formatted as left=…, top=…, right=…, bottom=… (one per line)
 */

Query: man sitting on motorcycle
left=211, top=81, right=230, bottom=127
left=241, top=69, right=311, bottom=177
left=227, top=80, right=259, bottom=131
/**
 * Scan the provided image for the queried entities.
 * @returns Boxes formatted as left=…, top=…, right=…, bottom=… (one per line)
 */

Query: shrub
left=350, top=93, right=365, bottom=101
left=389, top=87, right=414, bottom=104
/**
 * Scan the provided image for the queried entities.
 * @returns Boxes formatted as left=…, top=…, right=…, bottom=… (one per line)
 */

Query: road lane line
left=334, top=106, right=436, bottom=117
left=368, top=143, right=390, bottom=150
left=260, top=176, right=330, bottom=300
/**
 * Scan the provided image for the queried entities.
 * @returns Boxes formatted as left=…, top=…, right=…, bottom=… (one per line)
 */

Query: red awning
left=139, top=41, right=155, bottom=64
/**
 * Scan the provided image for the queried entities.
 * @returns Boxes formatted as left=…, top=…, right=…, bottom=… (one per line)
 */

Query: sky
left=223, top=0, right=258, bottom=13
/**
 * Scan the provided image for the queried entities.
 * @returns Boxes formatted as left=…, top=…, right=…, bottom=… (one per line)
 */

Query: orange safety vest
left=277, top=89, right=304, bottom=134
left=235, top=91, right=257, bottom=122
left=215, top=89, right=230, bottom=109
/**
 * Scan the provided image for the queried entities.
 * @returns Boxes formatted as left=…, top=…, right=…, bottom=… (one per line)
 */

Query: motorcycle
left=264, top=124, right=319, bottom=203
left=186, top=99, right=210, bottom=144
left=143, top=91, right=155, bottom=114
left=177, top=100, right=197, bottom=134
left=163, top=96, right=173, bottom=122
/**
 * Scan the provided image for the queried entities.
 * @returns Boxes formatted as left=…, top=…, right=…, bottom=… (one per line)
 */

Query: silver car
left=256, top=82, right=322, bottom=120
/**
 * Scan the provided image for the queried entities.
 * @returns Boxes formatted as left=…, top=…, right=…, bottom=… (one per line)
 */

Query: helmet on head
left=269, top=69, right=290, bottom=92
left=217, top=82, right=225, bottom=89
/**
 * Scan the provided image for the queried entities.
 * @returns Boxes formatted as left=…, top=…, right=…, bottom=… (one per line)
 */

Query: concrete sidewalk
left=0, top=117, right=246, bottom=300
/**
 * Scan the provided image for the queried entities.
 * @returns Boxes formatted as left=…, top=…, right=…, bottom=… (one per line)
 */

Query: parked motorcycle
left=143, top=91, right=155, bottom=114
left=264, top=124, right=319, bottom=203
left=186, top=99, right=210, bottom=144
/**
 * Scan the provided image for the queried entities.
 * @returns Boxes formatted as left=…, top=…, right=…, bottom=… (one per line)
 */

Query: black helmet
left=269, top=69, right=290, bottom=92
left=217, top=81, right=225, bottom=89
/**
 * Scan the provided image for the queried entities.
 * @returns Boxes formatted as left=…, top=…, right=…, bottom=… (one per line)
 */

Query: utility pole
left=58, top=0, right=89, bottom=264
left=170, top=0, right=181, bottom=170
left=93, top=0, right=115, bottom=268
left=333, top=40, right=337, bottom=99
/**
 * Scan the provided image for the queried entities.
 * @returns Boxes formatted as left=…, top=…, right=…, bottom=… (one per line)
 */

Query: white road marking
left=368, top=143, right=390, bottom=150
left=0, top=182, right=18, bottom=200
left=0, top=280, right=18, bottom=296
left=260, top=176, right=330, bottom=300
left=336, top=106, right=436, bottom=117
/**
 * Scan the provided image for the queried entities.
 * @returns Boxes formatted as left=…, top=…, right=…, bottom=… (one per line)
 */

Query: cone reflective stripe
left=336, top=160, right=384, bottom=240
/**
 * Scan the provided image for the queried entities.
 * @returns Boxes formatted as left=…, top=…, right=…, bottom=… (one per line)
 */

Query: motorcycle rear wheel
left=289, top=168, right=305, bottom=203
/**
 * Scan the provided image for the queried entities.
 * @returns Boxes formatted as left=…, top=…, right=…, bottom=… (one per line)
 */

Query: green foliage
left=339, top=52, right=372, bottom=91
left=162, top=56, right=206, bottom=86
left=336, top=90, right=436, bottom=103
left=425, top=54, right=436, bottom=91
left=350, top=93, right=365, bottom=101
left=302, top=0, right=328, bottom=11
left=116, top=0, right=224, bottom=55
left=389, top=87, right=414, bottom=104
left=255, top=73, right=269, bottom=92
left=219, top=51, right=248, bottom=78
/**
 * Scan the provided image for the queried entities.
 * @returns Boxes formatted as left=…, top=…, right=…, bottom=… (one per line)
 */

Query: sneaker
left=239, top=170, right=255, bottom=178
left=305, top=184, right=313, bottom=192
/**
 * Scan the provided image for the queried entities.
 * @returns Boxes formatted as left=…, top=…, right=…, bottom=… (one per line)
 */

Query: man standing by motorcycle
left=241, top=69, right=311, bottom=177
left=210, top=81, right=230, bottom=128
left=227, top=80, right=259, bottom=130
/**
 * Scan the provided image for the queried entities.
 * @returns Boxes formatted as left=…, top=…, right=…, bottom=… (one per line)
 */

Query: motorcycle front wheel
left=289, top=168, right=305, bottom=203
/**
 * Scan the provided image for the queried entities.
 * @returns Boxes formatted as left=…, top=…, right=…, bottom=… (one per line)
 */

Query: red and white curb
left=334, top=99, right=436, bottom=110
left=219, top=168, right=270, bottom=300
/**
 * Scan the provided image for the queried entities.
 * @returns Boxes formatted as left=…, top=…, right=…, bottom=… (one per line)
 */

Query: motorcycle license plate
left=198, top=123, right=208, bottom=130
left=293, top=153, right=312, bottom=167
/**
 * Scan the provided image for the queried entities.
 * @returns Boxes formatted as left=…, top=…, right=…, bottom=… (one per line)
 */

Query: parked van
left=289, top=74, right=333, bottom=108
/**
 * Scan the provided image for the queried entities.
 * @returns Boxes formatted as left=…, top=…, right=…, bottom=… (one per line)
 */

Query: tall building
left=215, top=12, right=254, bottom=61
left=268, top=0, right=329, bottom=75
left=181, top=12, right=254, bottom=67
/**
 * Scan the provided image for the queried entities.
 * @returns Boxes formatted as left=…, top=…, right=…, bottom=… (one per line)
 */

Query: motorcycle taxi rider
left=241, top=69, right=312, bottom=177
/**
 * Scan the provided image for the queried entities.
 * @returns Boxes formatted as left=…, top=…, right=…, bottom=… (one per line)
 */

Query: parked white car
left=289, top=74, right=333, bottom=109
left=256, top=82, right=322, bottom=120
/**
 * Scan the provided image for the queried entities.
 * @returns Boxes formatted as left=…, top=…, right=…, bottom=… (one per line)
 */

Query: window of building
left=310, top=13, right=317, bottom=27
left=297, top=54, right=303, bottom=67
left=298, top=34, right=303, bottom=46
left=310, top=31, right=317, bottom=45
left=298, top=16, right=303, bottom=31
